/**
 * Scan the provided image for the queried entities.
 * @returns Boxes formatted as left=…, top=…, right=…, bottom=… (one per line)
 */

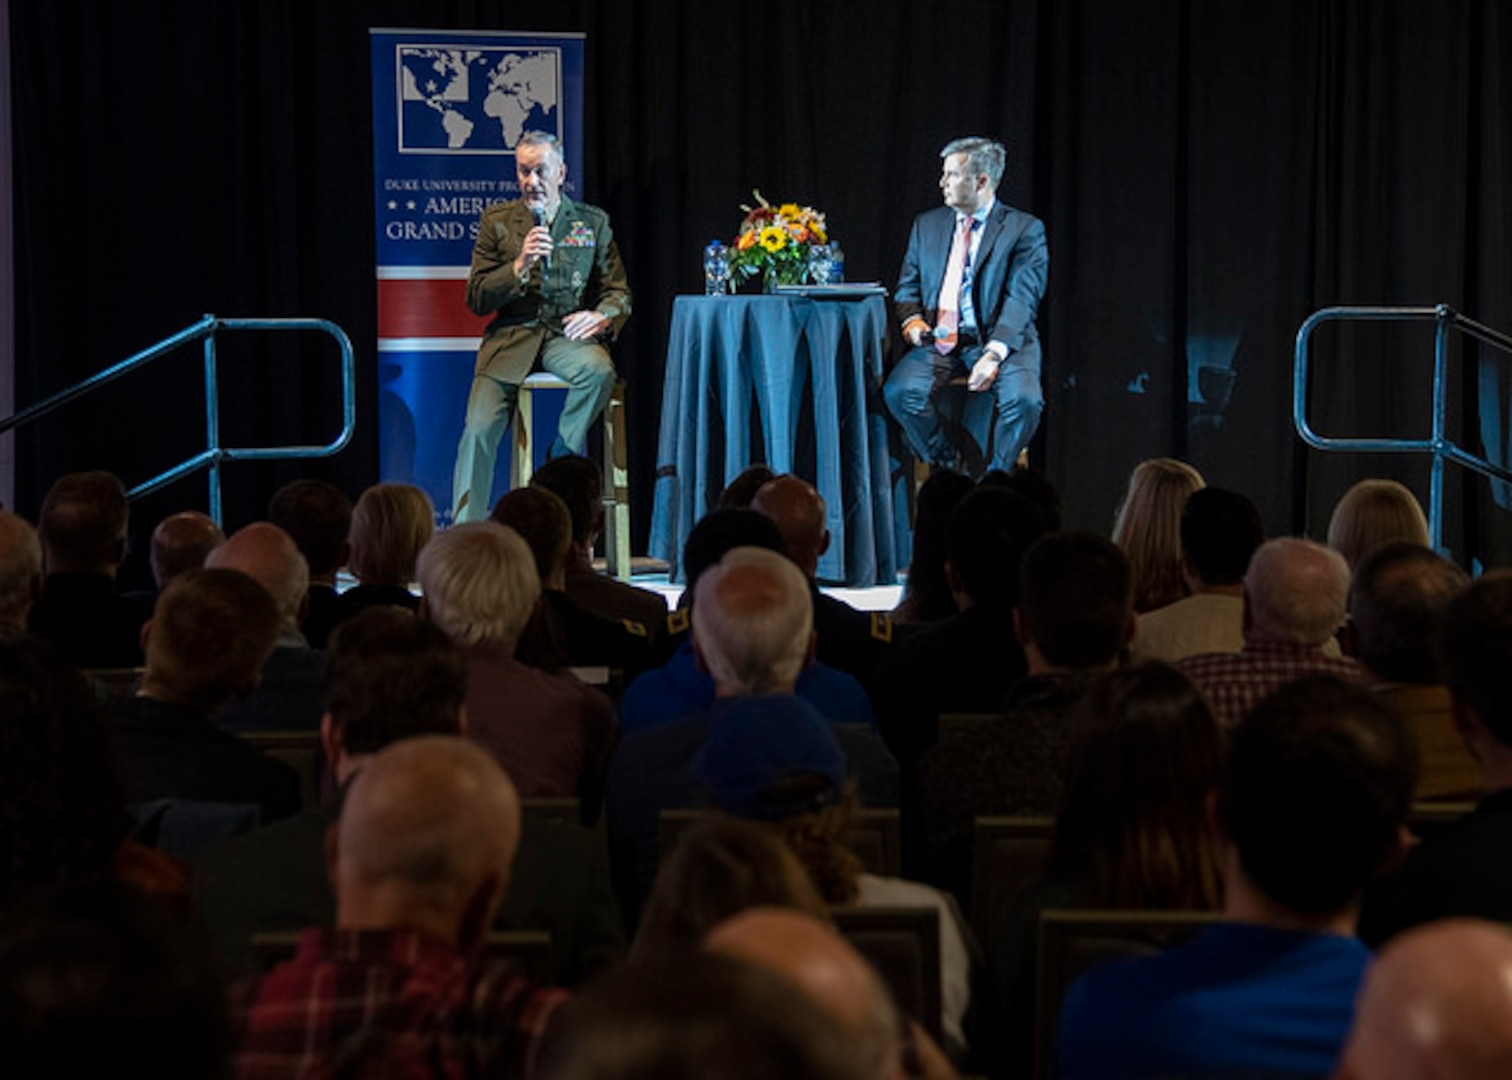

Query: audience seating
left=970, top=815, right=1054, bottom=954
left=133, top=798, right=263, bottom=860
left=1407, top=799, right=1476, bottom=846
left=510, top=373, right=631, bottom=581
left=249, top=928, right=553, bottom=981
left=521, top=797, right=584, bottom=829
left=239, top=729, right=325, bottom=811
left=1034, top=909, right=1220, bottom=1080
left=85, top=666, right=144, bottom=700
left=657, top=807, right=902, bottom=876
left=833, top=905, right=944, bottom=1044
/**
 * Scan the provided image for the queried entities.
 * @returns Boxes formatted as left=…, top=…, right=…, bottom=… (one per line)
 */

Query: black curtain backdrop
left=10, top=0, right=1512, bottom=586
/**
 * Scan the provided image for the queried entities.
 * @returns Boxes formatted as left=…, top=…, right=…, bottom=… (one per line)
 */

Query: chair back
left=248, top=929, right=554, bottom=981
left=970, top=815, right=1054, bottom=953
left=1033, top=909, right=1220, bottom=1080
left=132, top=798, right=262, bottom=860
left=240, top=729, right=325, bottom=811
left=657, top=807, right=902, bottom=876
left=832, top=906, right=943, bottom=1044
left=521, top=797, right=584, bottom=829
left=1408, top=799, right=1476, bottom=845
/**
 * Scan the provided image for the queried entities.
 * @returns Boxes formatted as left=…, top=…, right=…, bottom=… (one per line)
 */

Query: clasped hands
left=903, top=318, right=1002, bottom=391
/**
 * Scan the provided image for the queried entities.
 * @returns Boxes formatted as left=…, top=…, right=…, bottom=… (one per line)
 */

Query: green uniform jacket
left=466, top=195, right=633, bottom=383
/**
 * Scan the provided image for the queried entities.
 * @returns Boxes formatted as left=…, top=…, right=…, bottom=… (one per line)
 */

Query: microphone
left=531, top=206, right=550, bottom=272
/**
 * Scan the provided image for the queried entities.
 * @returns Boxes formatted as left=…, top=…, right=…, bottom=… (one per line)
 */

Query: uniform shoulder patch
left=621, top=618, right=648, bottom=637
left=869, top=612, right=894, bottom=643
left=666, top=609, right=690, bottom=635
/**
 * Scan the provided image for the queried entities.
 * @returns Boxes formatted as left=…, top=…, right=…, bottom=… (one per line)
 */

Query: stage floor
left=623, top=562, right=904, bottom=614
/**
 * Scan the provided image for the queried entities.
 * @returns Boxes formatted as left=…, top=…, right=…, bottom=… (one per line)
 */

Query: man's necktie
left=934, top=216, right=976, bottom=355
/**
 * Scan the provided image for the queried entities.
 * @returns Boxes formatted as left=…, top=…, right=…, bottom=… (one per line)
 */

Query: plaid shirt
left=1178, top=639, right=1366, bottom=727
left=231, top=928, right=568, bottom=1080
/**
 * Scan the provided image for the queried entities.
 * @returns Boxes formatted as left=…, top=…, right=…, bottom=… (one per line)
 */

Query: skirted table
left=649, top=292, right=906, bottom=585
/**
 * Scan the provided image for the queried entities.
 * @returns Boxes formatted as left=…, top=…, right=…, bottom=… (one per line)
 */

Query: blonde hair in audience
left=415, top=523, right=539, bottom=650
left=1326, top=478, right=1429, bottom=571
left=348, top=482, right=435, bottom=586
left=1111, top=458, right=1205, bottom=613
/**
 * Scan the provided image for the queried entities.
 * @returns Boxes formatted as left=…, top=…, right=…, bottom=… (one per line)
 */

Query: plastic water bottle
left=703, top=241, right=730, bottom=296
left=828, top=242, right=845, bottom=283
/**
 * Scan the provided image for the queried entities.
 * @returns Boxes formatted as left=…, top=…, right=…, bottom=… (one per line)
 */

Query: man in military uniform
left=451, top=131, right=633, bottom=523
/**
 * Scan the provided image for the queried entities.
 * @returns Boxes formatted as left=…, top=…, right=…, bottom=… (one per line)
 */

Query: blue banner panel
left=370, top=29, right=584, bottom=523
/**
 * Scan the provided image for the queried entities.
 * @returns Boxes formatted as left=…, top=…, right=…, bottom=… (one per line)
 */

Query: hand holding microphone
left=531, top=207, right=552, bottom=273
left=514, top=207, right=553, bottom=278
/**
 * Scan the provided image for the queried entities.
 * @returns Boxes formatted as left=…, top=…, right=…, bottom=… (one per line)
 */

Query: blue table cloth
left=649, top=294, right=904, bottom=585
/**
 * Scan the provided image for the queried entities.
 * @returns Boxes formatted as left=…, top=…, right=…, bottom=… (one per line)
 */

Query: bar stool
left=510, top=372, right=632, bottom=581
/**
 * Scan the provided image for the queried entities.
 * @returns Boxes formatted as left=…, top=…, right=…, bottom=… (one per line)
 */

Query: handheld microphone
left=531, top=206, right=550, bottom=272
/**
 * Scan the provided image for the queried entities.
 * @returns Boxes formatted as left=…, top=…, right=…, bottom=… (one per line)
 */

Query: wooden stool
left=510, top=372, right=632, bottom=581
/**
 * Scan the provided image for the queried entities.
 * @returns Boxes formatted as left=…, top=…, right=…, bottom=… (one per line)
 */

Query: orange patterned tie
left=934, top=216, right=976, bottom=355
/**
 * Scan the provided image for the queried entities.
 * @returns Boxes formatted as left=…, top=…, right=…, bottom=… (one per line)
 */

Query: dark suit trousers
left=883, top=341, right=1043, bottom=472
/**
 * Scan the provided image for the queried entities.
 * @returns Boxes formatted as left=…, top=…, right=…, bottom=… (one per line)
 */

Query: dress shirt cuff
left=984, top=341, right=1008, bottom=363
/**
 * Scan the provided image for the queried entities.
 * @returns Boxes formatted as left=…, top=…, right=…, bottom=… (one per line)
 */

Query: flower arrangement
left=727, top=191, right=829, bottom=290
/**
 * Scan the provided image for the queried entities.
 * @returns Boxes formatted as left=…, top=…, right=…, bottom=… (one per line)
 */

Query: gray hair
left=517, top=130, right=564, bottom=166
left=1245, top=537, right=1351, bottom=646
left=941, top=136, right=1006, bottom=189
left=693, top=546, right=813, bottom=694
left=416, top=522, right=540, bottom=651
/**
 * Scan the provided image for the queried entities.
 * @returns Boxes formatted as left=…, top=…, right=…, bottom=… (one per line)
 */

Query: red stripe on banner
left=377, top=279, right=491, bottom=338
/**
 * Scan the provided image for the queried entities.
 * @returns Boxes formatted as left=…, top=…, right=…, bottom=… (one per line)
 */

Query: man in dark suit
left=451, top=131, right=633, bottom=523
left=883, top=137, right=1049, bottom=475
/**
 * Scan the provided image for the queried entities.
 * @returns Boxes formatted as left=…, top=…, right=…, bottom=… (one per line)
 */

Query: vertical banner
left=370, top=29, right=585, bottom=523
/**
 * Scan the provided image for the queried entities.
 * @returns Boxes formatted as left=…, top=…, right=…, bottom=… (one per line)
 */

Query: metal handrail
left=1293, top=303, right=1512, bottom=549
left=0, top=315, right=356, bottom=524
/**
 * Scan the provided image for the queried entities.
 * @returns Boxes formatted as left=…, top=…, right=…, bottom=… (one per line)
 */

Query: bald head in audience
left=752, top=475, right=829, bottom=580
left=149, top=511, right=224, bottom=591
left=0, top=511, right=42, bottom=636
left=206, top=522, right=309, bottom=634
left=1338, top=919, right=1512, bottom=1080
left=706, top=908, right=904, bottom=1080
left=332, top=735, right=521, bottom=949
left=1244, top=537, right=1351, bottom=647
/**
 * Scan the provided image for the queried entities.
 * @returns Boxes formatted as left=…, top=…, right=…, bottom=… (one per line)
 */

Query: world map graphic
left=398, top=46, right=560, bottom=151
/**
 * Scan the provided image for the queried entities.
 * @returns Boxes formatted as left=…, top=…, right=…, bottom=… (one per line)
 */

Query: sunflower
left=758, top=225, right=788, bottom=253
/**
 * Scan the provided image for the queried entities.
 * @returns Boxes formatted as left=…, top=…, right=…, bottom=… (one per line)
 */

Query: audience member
left=195, top=607, right=624, bottom=985
left=147, top=511, right=225, bottom=592
left=717, top=463, right=777, bottom=510
left=417, top=522, right=614, bottom=808
left=692, top=698, right=972, bottom=1059
left=209, top=522, right=326, bottom=732
left=981, top=465, right=1062, bottom=532
left=1110, top=457, right=1205, bottom=613
left=530, top=453, right=667, bottom=628
left=0, top=882, right=231, bottom=1079
left=1129, top=486, right=1264, bottom=662
left=1360, top=572, right=1512, bottom=944
left=538, top=952, right=871, bottom=1080
left=1338, top=918, right=1512, bottom=1080
left=331, top=481, right=431, bottom=623
left=492, top=485, right=654, bottom=678
left=890, top=469, right=975, bottom=626
left=1352, top=542, right=1475, bottom=799
left=1179, top=537, right=1364, bottom=726
left=607, top=546, right=897, bottom=927
left=872, top=486, right=1047, bottom=869
left=752, top=474, right=896, bottom=680
left=108, top=568, right=299, bottom=824
left=1327, top=477, right=1430, bottom=572
left=619, top=508, right=876, bottom=732
left=706, top=909, right=912, bottom=1080
left=1057, top=676, right=1417, bottom=1079
left=27, top=470, right=152, bottom=668
left=990, top=663, right=1224, bottom=1079
left=266, top=478, right=352, bottom=649
left=634, top=816, right=829, bottom=956
left=0, top=636, right=189, bottom=911
left=0, top=511, right=42, bottom=640
left=918, top=532, right=1134, bottom=896
left=231, top=736, right=569, bottom=1078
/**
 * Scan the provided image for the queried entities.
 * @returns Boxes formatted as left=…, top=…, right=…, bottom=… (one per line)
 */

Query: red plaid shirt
left=231, top=928, right=568, bottom=1080
left=1178, top=639, right=1366, bottom=727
